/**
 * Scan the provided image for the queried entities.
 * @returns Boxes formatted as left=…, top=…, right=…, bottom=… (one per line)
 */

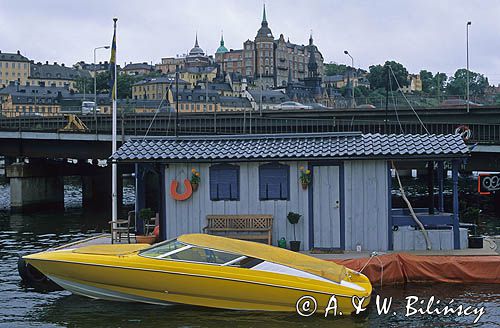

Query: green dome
left=216, top=34, right=228, bottom=54
left=216, top=45, right=228, bottom=54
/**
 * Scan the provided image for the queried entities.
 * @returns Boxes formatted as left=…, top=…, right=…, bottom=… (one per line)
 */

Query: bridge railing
left=1, top=110, right=499, bottom=144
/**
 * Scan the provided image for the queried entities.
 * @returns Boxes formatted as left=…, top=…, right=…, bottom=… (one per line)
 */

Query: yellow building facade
left=0, top=51, right=30, bottom=87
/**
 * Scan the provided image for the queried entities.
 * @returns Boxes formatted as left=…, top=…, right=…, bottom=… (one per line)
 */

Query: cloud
left=0, top=0, right=498, bottom=84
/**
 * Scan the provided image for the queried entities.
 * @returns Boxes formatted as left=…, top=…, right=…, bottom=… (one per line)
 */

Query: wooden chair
left=109, top=210, right=134, bottom=244
left=203, top=214, right=273, bottom=245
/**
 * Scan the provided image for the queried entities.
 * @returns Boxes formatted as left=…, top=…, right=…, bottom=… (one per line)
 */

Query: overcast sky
left=1, top=0, right=499, bottom=84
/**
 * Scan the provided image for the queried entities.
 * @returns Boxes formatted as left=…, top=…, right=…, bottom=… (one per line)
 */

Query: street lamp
left=343, top=50, right=353, bottom=67
left=93, top=45, right=110, bottom=131
left=344, top=50, right=355, bottom=107
left=466, top=21, right=471, bottom=113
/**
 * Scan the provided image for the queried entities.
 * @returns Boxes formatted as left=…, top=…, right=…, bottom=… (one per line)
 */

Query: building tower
left=254, top=4, right=275, bottom=87
left=215, top=31, right=229, bottom=79
left=186, top=33, right=210, bottom=67
left=307, top=34, right=318, bottom=78
left=303, top=33, right=322, bottom=100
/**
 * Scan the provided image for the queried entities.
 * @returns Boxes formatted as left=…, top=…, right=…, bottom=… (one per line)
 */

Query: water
left=0, top=179, right=499, bottom=327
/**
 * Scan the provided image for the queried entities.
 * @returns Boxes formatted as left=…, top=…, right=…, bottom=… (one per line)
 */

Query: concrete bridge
left=1, top=106, right=499, bottom=212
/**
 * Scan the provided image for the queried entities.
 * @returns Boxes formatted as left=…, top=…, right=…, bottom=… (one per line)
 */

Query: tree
left=419, top=70, right=434, bottom=94
left=117, top=74, right=139, bottom=99
left=367, top=61, right=409, bottom=91
left=446, top=69, right=489, bottom=97
left=419, top=70, right=448, bottom=96
left=433, top=72, right=448, bottom=97
left=75, top=71, right=110, bottom=95
left=325, top=63, right=348, bottom=76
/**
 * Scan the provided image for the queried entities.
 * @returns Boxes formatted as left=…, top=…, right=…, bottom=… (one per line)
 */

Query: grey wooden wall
left=163, top=159, right=390, bottom=251
left=163, top=161, right=310, bottom=249
left=343, top=160, right=389, bottom=251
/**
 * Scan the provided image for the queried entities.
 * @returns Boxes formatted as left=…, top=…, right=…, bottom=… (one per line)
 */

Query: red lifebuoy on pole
left=170, top=179, right=193, bottom=201
left=455, top=125, right=471, bottom=141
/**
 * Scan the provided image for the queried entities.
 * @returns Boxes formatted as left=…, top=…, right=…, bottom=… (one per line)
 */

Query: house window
left=259, top=163, right=289, bottom=200
left=210, top=164, right=239, bottom=201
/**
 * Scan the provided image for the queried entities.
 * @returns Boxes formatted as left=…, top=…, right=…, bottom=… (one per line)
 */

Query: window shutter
left=259, top=163, right=289, bottom=200
left=210, top=164, right=239, bottom=201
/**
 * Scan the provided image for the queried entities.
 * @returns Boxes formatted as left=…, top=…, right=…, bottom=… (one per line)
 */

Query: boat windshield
left=140, top=239, right=244, bottom=265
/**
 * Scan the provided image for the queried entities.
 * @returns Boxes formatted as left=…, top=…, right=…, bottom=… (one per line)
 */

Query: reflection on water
left=0, top=180, right=499, bottom=327
left=31, top=284, right=500, bottom=328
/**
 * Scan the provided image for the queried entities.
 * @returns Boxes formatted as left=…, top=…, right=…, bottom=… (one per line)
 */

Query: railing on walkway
left=1, top=110, right=499, bottom=145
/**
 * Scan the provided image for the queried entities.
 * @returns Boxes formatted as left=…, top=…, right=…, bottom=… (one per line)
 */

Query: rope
left=143, top=83, right=173, bottom=139
left=392, top=161, right=432, bottom=250
left=359, top=251, right=385, bottom=288
left=388, top=71, right=404, bottom=133
left=388, top=65, right=429, bottom=134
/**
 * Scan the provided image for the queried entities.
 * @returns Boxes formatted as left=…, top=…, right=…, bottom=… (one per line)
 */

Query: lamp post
left=343, top=50, right=353, bottom=68
left=93, top=45, right=110, bottom=132
left=466, top=21, right=471, bottom=113
left=344, top=50, right=355, bottom=108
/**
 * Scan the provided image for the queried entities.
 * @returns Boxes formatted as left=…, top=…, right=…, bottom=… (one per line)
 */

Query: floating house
left=111, top=132, right=470, bottom=251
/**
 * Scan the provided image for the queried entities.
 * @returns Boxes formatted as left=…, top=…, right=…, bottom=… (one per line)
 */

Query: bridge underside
left=0, top=132, right=125, bottom=159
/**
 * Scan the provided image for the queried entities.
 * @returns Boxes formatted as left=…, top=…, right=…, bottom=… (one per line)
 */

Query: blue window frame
left=259, top=163, right=289, bottom=200
left=210, top=164, right=239, bottom=201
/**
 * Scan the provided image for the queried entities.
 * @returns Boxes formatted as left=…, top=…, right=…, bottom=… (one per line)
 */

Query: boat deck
left=55, top=234, right=499, bottom=258
left=53, top=234, right=138, bottom=251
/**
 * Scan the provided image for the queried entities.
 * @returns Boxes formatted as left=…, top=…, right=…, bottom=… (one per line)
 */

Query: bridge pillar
left=82, top=170, right=123, bottom=210
left=7, top=162, right=64, bottom=212
left=82, top=174, right=110, bottom=209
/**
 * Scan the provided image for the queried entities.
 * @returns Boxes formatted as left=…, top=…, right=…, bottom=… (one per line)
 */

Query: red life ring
left=170, top=179, right=193, bottom=201
left=454, top=125, right=471, bottom=141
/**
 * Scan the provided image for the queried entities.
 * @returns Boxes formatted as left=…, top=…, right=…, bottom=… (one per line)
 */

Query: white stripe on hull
left=47, top=275, right=174, bottom=306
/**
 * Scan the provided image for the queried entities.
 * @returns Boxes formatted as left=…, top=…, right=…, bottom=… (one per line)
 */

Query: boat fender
left=170, top=179, right=193, bottom=201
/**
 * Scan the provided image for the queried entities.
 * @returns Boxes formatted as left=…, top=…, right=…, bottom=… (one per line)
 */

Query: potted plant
left=136, top=208, right=156, bottom=244
left=287, top=212, right=302, bottom=251
left=190, top=168, right=201, bottom=192
left=464, top=207, right=483, bottom=248
left=299, top=166, right=311, bottom=190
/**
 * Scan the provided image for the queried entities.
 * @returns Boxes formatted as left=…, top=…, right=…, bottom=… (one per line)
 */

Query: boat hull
left=25, top=255, right=371, bottom=314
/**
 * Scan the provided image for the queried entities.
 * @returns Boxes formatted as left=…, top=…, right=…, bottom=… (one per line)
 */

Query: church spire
left=262, top=4, right=267, bottom=24
left=220, top=30, right=224, bottom=46
left=194, top=32, right=199, bottom=47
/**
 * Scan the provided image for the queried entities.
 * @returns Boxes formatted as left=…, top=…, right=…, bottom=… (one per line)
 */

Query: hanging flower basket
left=299, top=166, right=311, bottom=190
left=190, top=168, right=201, bottom=192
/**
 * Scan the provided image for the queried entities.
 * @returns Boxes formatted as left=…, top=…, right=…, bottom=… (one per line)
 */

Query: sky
left=1, top=0, right=499, bottom=84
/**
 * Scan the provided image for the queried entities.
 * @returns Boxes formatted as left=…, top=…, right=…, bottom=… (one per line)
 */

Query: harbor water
left=0, top=178, right=499, bottom=327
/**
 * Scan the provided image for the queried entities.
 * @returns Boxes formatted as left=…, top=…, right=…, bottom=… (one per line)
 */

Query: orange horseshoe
left=170, top=179, right=193, bottom=201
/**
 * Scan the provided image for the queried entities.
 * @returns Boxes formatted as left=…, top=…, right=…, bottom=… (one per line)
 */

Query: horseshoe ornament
left=170, top=179, right=193, bottom=201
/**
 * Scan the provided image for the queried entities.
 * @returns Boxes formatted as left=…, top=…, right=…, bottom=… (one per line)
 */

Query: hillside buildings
left=214, top=5, right=324, bottom=88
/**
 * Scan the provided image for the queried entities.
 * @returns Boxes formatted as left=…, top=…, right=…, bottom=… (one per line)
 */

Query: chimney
left=17, top=50, right=20, bottom=55
left=54, top=62, right=57, bottom=65
left=45, top=61, right=49, bottom=65
left=61, top=63, right=65, bottom=67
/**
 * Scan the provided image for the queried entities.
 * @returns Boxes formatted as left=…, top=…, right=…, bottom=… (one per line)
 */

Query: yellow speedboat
left=24, top=234, right=372, bottom=314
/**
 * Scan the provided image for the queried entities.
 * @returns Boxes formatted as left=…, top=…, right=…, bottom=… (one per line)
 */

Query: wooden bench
left=203, top=215, right=273, bottom=245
